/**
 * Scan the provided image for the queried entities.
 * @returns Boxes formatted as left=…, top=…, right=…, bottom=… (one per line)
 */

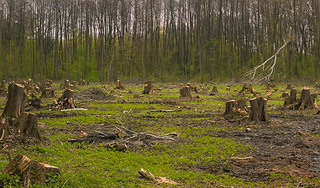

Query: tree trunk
left=2, top=83, right=28, bottom=119
left=3, top=153, right=60, bottom=188
left=179, top=86, right=192, bottom=98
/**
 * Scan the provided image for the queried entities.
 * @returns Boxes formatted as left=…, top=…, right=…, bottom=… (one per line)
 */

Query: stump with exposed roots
left=115, top=80, right=125, bottom=89
left=143, top=81, right=152, bottom=94
left=249, top=97, right=268, bottom=122
left=3, top=154, right=60, bottom=187
left=179, top=86, right=192, bottom=98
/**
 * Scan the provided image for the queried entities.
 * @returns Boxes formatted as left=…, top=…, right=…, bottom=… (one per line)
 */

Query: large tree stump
left=115, top=80, right=125, bottom=89
left=249, top=97, right=268, bottom=122
left=58, top=89, right=76, bottom=109
left=2, top=153, right=60, bottom=188
left=15, top=112, right=42, bottom=141
left=298, top=87, right=317, bottom=110
left=0, top=112, right=42, bottom=141
left=142, top=81, right=152, bottom=94
left=2, top=83, right=28, bottom=119
left=179, top=86, right=192, bottom=98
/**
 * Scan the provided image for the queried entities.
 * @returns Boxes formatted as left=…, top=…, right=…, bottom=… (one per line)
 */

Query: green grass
left=0, top=82, right=319, bottom=187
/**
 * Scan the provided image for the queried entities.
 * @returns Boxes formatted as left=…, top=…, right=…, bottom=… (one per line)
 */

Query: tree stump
left=284, top=89, right=297, bottom=109
left=115, top=80, right=125, bottom=89
left=298, top=87, right=317, bottom=110
left=142, top=81, right=152, bottom=94
left=224, top=100, right=238, bottom=119
left=249, top=97, right=268, bottom=122
left=3, top=153, right=60, bottom=188
left=2, top=83, right=28, bottom=119
left=40, top=88, right=56, bottom=98
left=14, top=112, right=42, bottom=141
left=58, top=89, right=76, bottom=109
left=179, top=86, right=192, bottom=98
left=210, top=86, right=218, bottom=96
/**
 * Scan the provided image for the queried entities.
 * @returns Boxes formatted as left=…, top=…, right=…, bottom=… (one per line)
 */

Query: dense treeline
left=0, top=0, right=319, bottom=82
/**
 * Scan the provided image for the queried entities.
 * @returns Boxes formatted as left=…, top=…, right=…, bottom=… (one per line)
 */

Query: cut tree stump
left=14, top=112, right=42, bottom=141
left=115, top=80, right=125, bottom=89
left=298, top=87, right=317, bottom=110
left=210, top=86, right=218, bottom=96
left=179, top=86, right=192, bottom=98
left=2, top=153, right=60, bottom=188
left=40, top=88, right=56, bottom=98
left=57, top=89, right=76, bottom=109
left=142, top=81, right=152, bottom=94
left=284, top=88, right=297, bottom=109
left=2, top=83, right=28, bottom=119
left=249, top=97, right=268, bottom=122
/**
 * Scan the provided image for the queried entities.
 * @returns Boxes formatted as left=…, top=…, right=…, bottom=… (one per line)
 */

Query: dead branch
left=242, top=38, right=291, bottom=83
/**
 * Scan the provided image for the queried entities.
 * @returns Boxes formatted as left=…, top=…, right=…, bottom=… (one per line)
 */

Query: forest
left=0, top=0, right=319, bottom=82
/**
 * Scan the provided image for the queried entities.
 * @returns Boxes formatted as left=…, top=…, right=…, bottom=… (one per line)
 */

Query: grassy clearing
left=0, top=82, right=319, bottom=187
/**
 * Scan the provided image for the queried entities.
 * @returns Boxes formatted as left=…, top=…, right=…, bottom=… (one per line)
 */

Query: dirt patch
left=217, top=112, right=320, bottom=185
left=75, top=87, right=116, bottom=101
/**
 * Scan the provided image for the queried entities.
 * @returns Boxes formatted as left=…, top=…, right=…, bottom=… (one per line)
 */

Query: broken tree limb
left=242, top=38, right=291, bottom=83
left=138, top=168, right=177, bottom=185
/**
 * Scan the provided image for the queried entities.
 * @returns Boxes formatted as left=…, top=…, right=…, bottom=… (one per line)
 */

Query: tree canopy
left=0, top=0, right=319, bottom=82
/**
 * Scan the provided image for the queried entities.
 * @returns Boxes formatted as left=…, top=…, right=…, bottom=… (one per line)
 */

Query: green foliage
left=0, top=173, right=20, bottom=188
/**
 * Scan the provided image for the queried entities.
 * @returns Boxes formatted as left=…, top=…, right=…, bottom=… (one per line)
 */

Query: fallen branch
left=138, top=168, right=178, bottom=185
left=242, top=38, right=291, bottom=83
